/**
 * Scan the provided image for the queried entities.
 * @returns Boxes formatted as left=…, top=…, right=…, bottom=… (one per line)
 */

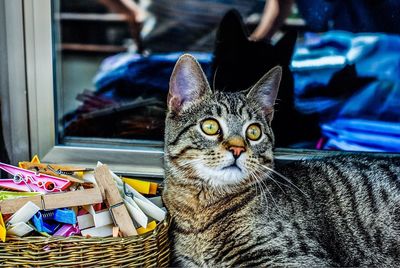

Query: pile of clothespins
left=0, top=156, right=166, bottom=242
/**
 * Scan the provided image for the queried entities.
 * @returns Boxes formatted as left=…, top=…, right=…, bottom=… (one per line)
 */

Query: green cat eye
left=246, top=124, right=262, bottom=141
left=201, top=119, right=220, bottom=135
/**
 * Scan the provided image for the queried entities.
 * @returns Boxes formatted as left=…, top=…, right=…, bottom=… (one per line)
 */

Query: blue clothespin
left=32, top=212, right=60, bottom=234
left=54, top=209, right=77, bottom=225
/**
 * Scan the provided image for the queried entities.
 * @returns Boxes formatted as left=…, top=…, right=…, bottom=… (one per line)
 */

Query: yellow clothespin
left=123, top=178, right=158, bottom=195
left=136, top=221, right=157, bottom=235
left=0, top=213, right=6, bottom=242
left=18, top=155, right=40, bottom=168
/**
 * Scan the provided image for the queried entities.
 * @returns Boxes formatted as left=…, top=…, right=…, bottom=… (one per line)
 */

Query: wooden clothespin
left=0, top=187, right=103, bottom=214
left=94, top=164, right=137, bottom=236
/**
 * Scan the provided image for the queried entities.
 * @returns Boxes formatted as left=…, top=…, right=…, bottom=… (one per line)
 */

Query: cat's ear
left=168, top=54, right=211, bottom=113
left=247, top=66, right=282, bottom=121
left=216, top=9, right=248, bottom=44
left=275, top=30, right=297, bottom=65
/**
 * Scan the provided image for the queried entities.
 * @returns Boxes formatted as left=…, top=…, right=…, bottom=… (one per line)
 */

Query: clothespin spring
left=13, top=174, right=34, bottom=192
left=123, top=182, right=133, bottom=199
left=108, top=202, right=124, bottom=227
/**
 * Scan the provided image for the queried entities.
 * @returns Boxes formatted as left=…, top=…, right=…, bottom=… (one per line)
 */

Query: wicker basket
left=0, top=218, right=170, bottom=267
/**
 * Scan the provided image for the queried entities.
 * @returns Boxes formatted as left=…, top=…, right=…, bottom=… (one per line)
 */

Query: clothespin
left=18, top=155, right=41, bottom=168
left=0, top=213, right=6, bottom=242
left=54, top=209, right=77, bottom=224
left=32, top=212, right=60, bottom=234
left=0, top=162, right=71, bottom=193
left=94, top=164, right=137, bottom=236
left=123, top=183, right=166, bottom=222
left=80, top=224, right=114, bottom=238
left=122, top=178, right=158, bottom=195
left=93, top=203, right=103, bottom=211
left=136, top=221, right=157, bottom=235
left=95, top=162, right=148, bottom=228
left=112, top=226, right=119, bottom=237
left=77, top=214, right=94, bottom=230
left=6, top=201, right=40, bottom=237
left=78, top=205, right=112, bottom=228
left=0, top=187, right=103, bottom=214
left=0, top=191, right=41, bottom=201
left=53, top=224, right=80, bottom=237
left=19, top=162, right=90, bottom=183
left=7, top=222, right=34, bottom=237
left=7, top=201, right=40, bottom=225
left=124, top=197, right=148, bottom=228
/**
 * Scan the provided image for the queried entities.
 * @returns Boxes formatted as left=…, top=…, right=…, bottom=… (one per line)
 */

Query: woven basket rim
left=4, top=216, right=170, bottom=243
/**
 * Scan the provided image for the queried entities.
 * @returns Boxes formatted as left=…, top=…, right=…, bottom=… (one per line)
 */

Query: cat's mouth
left=222, top=163, right=242, bottom=172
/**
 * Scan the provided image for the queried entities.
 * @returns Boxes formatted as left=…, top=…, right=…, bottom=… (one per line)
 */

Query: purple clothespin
left=0, top=162, right=71, bottom=193
left=53, top=224, right=80, bottom=237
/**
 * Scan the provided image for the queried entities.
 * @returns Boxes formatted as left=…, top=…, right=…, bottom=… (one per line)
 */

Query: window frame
left=4, top=0, right=398, bottom=178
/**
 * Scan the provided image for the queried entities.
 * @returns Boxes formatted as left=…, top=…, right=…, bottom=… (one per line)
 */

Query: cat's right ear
left=168, top=54, right=211, bottom=113
left=246, top=66, right=282, bottom=121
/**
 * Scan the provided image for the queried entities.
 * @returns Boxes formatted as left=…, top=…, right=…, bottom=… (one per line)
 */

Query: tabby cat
left=163, top=54, right=400, bottom=267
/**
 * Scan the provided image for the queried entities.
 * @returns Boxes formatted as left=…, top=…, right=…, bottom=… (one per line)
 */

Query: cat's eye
left=246, top=124, right=262, bottom=141
left=201, top=119, right=220, bottom=135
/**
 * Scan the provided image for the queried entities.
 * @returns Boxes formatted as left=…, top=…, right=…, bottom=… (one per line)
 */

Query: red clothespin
left=0, top=162, right=71, bottom=193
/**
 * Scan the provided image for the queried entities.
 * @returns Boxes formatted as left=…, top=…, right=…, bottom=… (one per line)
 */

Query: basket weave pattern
left=0, top=219, right=170, bottom=267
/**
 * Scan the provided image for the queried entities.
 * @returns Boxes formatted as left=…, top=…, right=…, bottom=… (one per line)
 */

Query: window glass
left=53, top=0, right=400, bottom=152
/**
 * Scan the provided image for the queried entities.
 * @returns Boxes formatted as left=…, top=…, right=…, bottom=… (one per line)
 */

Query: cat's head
left=165, top=54, right=281, bottom=189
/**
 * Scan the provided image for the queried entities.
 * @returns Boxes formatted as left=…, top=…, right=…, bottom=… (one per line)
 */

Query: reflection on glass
left=54, top=0, right=264, bottom=143
left=53, top=0, right=400, bottom=152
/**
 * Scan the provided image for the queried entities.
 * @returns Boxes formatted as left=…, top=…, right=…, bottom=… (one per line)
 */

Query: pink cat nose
left=229, top=146, right=246, bottom=158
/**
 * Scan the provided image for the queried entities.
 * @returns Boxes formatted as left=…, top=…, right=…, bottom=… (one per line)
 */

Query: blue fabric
left=292, top=31, right=400, bottom=152
left=322, top=119, right=400, bottom=152
left=94, top=52, right=213, bottom=100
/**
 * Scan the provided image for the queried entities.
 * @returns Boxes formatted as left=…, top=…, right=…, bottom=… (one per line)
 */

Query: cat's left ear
left=246, top=66, right=282, bottom=121
left=168, top=54, right=211, bottom=113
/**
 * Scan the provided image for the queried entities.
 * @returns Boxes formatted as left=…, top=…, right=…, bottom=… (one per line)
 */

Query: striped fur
left=163, top=55, right=400, bottom=267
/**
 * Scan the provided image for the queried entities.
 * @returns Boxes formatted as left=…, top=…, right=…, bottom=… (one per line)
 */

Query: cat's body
left=163, top=55, right=400, bottom=267
left=164, top=156, right=400, bottom=267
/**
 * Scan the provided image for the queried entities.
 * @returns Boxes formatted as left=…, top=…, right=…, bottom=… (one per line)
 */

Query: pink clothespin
left=0, top=162, right=71, bottom=193
left=53, top=224, right=80, bottom=237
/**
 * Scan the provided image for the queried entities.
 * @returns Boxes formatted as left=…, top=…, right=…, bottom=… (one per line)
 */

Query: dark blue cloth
left=296, top=0, right=400, bottom=34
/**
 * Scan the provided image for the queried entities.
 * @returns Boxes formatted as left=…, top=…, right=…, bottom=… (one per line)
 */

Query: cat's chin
left=193, top=162, right=247, bottom=187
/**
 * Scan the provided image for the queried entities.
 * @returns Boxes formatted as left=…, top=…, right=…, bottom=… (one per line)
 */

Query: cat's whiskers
left=249, top=171, right=267, bottom=206
left=258, top=175, right=285, bottom=216
left=250, top=169, right=284, bottom=215
left=259, top=164, right=308, bottom=197
left=264, top=172, right=287, bottom=194
left=247, top=162, right=288, bottom=195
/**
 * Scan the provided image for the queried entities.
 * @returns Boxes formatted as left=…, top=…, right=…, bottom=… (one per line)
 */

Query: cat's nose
left=229, top=146, right=246, bottom=159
